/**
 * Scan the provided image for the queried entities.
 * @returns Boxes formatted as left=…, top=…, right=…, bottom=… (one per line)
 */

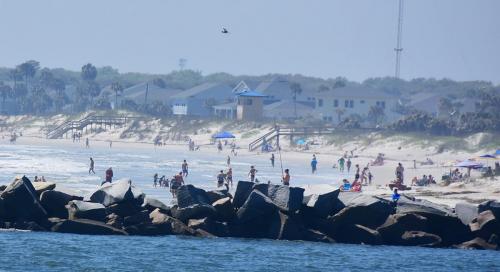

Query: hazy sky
left=0, top=0, right=499, bottom=83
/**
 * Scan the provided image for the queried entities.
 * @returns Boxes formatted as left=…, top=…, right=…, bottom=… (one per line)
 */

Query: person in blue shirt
left=392, top=188, right=401, bottom=203
left=311, top=154, right=318, bottom=174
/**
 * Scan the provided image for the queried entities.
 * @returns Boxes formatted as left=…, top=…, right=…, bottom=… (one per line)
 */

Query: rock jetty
left=0, top=176, right=499, bottom=251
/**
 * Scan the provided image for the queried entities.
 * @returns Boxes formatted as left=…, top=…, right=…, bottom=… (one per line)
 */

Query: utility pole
left=394, top=0, right=404, bottom=79
left=144, top=83, right=149, bottom=105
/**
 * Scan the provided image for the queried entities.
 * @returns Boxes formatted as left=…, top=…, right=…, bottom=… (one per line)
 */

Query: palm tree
left=51, top=78, right=66, bottom=112
left=289, top=82, right=302, bottom=119
left=111, top=81, right=124, bottom=109
left=16, top=60, right=40, bottom=91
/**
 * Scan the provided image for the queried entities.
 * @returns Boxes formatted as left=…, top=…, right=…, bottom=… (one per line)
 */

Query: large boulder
left=212, top=197, right=236, bottom=221
left=176, top=185, right=211, bottom=208
left=67, top=200, right=106, bottom=222
left=142, top=197, right=170, bottom=214
left=206, top=189, right=232, bottom=204
left=254, top=184, right=304, bottom=213
left=327, top=195, right=392, bottom=234
left=51, top=218, right=127, bottom=235
left=455, top=237, right=498, bottom=250
left=33, top=182, right=56, bottom=195
left=123, top=210, right=151, bottom=227
left=232, top=181, right=255, bottom=208
left=455, top=202, right=479, bottom=225
left=396, top=197, right=452, bottom=216
left=267, top=211, right=302, bottom=240
left=334, top=224, right=382, bottom=245
left=40, top=190, right=83, bottom=219
left=106, top=213, right=124, bottom=229
left=85, top=179, right=144, bottom=207
left=0, top=176, right=47, bottom=221
left=188, top=217, right=228, bottom=237
left=150, top=208, right=196, bottom=236
left=400, top=231, right=442, bottom=247
left=478, top=200, right=500, bottom=218
left=469, top=210, right=500, bottom=240
left=377, top=213, right=429, bottom=244
left=233, top=190, right=280, bottom=237
left=105, top=201, right=142, bottom=217
left=171, top=204, right=217, bottom=223
left=124, top=221, right=172, bottom=236
left=301, top=229, right=335, bottom=243
left=302, top=189, right=340, bottom=218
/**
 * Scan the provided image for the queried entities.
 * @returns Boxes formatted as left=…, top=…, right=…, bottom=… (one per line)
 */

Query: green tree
left=111, top=81, right=124, bottom=109
left=289, top=82, right=302, bottom=119
left=0, top=81, right=13, bottom=110
left=367, top=105, right=386, bottom=126
left=81, top=63, right=98, bottom=81
left=51, top=78, right=66, bottom=112
left=16, top=60, right=40, bottom=91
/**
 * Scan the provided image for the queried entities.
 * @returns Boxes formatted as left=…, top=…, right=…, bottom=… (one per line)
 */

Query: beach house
left=236, top=90, right=267, bottom=121
left=171, top=83, right=234, bottom=117
left=313, top=86, right=399, bottom=125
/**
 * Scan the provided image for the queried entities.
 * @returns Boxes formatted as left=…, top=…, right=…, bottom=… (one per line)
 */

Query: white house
left=313, top=86, right=399, bottom=124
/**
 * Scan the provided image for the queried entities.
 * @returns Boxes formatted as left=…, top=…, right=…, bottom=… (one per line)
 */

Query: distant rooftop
left=315, top=86, right=394, bottom=99
left=237, top=90, right=267, bottom=97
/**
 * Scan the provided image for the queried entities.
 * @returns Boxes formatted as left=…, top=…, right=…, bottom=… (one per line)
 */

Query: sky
left=0, top=0, right=499, bottom=83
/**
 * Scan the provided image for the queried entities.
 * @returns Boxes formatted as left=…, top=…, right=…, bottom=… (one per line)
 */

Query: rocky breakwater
left=0, top=177, right=499, bottom=251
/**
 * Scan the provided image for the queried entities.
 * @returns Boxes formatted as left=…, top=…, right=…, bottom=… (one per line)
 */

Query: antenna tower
left=394, top=0, right=404, bottom=78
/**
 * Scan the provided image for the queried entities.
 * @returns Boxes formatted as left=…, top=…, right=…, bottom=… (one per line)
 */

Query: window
left=349, top=100, right=354, bottom=108
left=334, top=99, right=338, bottom=107
left=360, top=100, right=365, bottom=104
left=344, top=100, right=349, bottom=108
left=246, top=99, right=253, bottom=105
left=376, top=101, right=386, bottom=109
left=318, top=99, right=323, bottom=107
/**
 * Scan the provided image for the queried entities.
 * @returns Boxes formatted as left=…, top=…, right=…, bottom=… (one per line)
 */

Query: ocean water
left=0, top=231, right=499, bottom=272
left=1, top=142, right=499, bottom=271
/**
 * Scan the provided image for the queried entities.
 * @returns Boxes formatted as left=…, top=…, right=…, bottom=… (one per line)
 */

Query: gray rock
left=33, top=182, right=56, bottom=195
left=301, top=229, right=335, bottom=243
left=51, top=218, right=127, bottom=235
left=67, top=200, right=106, bottom=222
left=171, top=204, right=217, bottom=222
left=40, top=190, right=83, bottom=219
left=86, top=179, right=144, bottom=207
left=123, top=210, right=151, bottom=227
left=377, top=213, right=429, bottom=244
left=142, top=197, right=170, bottom=213
left=212, top=197, right=236, bottom=221
left=469, top=210, right=500, bottom=240
left=232, top=181, right=255, bottom=208
left=105, top=201, right=142, bottom=217
left=478, top=200, right=500, bottom=218
left=176, top=185, right=210, bottom=208
left=0, top=176, right=47, bottom=221
left=455, top=202, right=479, bottom=225
left=303, top=189, right=340, bottom=218
left=401, top=231, right=442, bottom=247
left=268, top=211, right=302, bottom=240
left=124, top=221, right=172, bottom=236
left=150, top=208, right=196, bottom=236
left=206, top=189, right=232, bottom=204
left=455, top=237, right=498, bottom=250
left=334, top=224, right=382, bottom=245
left=233, top=190, right=280, bottom=238
left=254, top=184, right=304, bottom=213
left=188, top=217, right=228, bottom=237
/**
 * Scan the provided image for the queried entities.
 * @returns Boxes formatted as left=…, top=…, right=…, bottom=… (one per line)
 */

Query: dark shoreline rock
left=0, top=179, right=498, bottom=251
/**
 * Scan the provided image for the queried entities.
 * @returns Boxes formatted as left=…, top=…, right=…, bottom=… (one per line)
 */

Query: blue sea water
left=0, top=141, right=499, bottom=271
left=0, top=231, right=499, bottom=272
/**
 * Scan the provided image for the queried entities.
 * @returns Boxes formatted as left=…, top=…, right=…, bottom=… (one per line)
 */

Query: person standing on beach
left=270, top=154, right=275, bottom=168
left=226, top=167, right=233, bottom=187
left=227, top=156, right=231, bottom=166
left=182, top=160, right=189, bottom=177
left=170, top=172, right=184, bottom=197
left=311, top=155, right=318, bottom=174
left=396, top=163, right=405, bottom=183
left=109, top=140, right=113, bottom=148
left=104, top=167, right=113, bottom=184
left=346, top=158, right=352, bottom=173
left=368, top=171, right=373, bottom=185
left=153, top=173, right=158, bottom=188
left=217, top=170, right=226, bottom=188
left=338, top=157, right=345, bottom=172
left=282, top=169, right=290, bottom=186
left=89, top=157, right=95, bottom=174
left=249, top=166, right=257, bottom=182
left=86, top=138, right=90, bottom=148
left=354, top=164, right=360, bottom=181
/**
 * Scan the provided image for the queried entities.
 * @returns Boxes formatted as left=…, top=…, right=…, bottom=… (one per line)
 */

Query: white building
left=313, top=86, right=400, bottom=125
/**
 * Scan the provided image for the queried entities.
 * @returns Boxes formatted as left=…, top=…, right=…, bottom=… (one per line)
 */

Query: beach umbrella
left=495, top=149, right=500, bottom=156
left=479, top=154, right=496, bottom=159
left=212, top=131, right=236, bottom=139
left=454, top=160, right=484, bottom=169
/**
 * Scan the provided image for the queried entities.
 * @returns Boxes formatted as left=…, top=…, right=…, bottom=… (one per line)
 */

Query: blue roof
left=237, top=90, right=267, bottom=97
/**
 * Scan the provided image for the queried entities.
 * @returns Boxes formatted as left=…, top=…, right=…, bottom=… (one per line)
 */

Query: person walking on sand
left=226, top=167, right=233, bottom=187
left=182, top=160, right=189, bottom=177
left=86, top=138, right=90, bottom=148
left=396, top=163, right=405, bottom=183
left=338, top=157, right=345, bottom=172
left=311, top=155, right=318, bottom=174
left=368, top=171, right=373, bottom=185
left=109, top=140, right=113, bottom=148
left=282, top=169, right=290, bottom=186
left=270, top=153, right=275, bottom=168
left=346, top=158, right=352, bottom=173
left=153, top=173, right=158, bottom=188
left=217, top=170, right=226, bottom=188
left=89, top=157, right=95, bottom=174
left=249, top=165, right=257, bottom=182
left=354, top=164, right=360, bottom=181
left=217, top=141, right=223, bottom=152
left=227, top=156, right=231, bottom=166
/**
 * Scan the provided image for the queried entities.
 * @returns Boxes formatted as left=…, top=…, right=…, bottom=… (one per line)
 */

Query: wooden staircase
left=248, top=126, right=337, bottom=151
left=46, top=114, right=134, bottom=139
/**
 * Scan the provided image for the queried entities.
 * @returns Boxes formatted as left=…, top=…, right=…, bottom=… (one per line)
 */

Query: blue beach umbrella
left=479, top=154, right=496, bottom=159
left=213, top=131, right=236, bottom=139
left=455, top=160, right=484, bottom=169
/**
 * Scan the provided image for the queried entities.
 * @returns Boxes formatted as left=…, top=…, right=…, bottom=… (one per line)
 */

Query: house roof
left=171, top=82, right=233, bottom=99
left=254, top=77, right=293, bottom=98
left=314, top=86, right=395, bottom=100
left=213, top=102, right=236, bottom=109
left=237, top=90, right=267, bottom=97
left=119, top=82, right=182, bottom=103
